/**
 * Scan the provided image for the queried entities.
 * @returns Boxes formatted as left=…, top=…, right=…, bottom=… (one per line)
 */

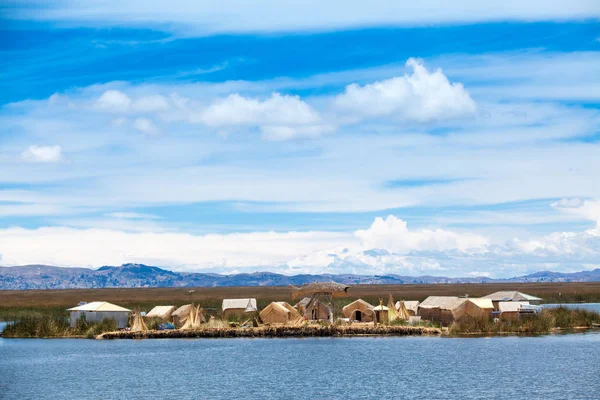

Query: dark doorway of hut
left=356, top=311, right=362, bottom=322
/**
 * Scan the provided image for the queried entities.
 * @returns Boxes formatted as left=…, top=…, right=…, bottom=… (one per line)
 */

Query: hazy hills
left=1, top=263, right=599, bottom=290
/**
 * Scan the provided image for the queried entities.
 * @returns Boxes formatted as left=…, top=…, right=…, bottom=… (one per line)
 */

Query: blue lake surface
left=1, top=333, right=600, bottom=400
left=543, top=303, right=600, bottom=312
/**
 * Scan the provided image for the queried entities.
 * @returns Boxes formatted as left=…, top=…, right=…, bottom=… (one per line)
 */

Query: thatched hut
left=418, top=297, right=494, bottom=324
left=295, top=297, right=331, bottom=321
left=418, top=297, right=465, bottom=325
left=372, top=304, right=389, bottom=323
left=396, top=301, right=419, bottom=316
left=460, top=298, right=494, bottom=319
left=145, top=305, right=176, bottom=321
left=260, top=302, right=302, bottom=325
left=171, top=304, right=193, bottom=326
left=222, top=298, right=258, bottom=318
left=342, top=299, right=374, bottom=322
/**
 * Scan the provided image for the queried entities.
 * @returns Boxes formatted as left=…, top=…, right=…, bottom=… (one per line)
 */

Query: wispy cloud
left=5, top=1, right=600, bottom=35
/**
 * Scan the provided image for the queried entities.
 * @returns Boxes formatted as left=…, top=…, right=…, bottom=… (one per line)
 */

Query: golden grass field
left=2, top=282, right=599, bottom=310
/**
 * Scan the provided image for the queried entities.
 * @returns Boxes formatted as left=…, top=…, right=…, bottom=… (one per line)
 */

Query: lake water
left=1, top=333, right=600, bottom=399
left=543, top=303, right=600, bottom=312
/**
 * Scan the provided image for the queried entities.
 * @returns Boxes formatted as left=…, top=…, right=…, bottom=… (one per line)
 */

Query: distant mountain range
left=1, top=263, right=600, bottom=290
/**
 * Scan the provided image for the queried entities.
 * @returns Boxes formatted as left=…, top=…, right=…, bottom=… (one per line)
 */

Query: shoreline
left=96, top=325, right=441, bottom=340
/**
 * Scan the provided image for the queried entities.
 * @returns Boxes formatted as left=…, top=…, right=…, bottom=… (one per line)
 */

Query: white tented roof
left=498, top=301, right=530, bottom=312
left=222, top=298, right=257, bottom=312
left=483, top=291, right=542, bottom=302
left=372, top=305, right=389, bottom=311
left=68, top=301, right=131, bottom=312
left=145, top=306, right=176, bottom=318
left=419, top=296, right=466, bottom=310
left=467, top=298, right=494, bottom=309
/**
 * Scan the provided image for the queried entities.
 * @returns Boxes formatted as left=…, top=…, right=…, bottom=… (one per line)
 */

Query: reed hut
left=456, top=298, right=494, bottom=319
left=171, top=304, right=192, bottom=326
left=483, top=291, right=542, bottom=309
left=417, top=297, right=465, bottom=325
left=222, top=298, right=258, bottom=318
left=372, top=304, right=389, bottom=323
left=181, top=304, right=205, bottom=329
left=145, top=305, right=176, bottom=321
left=342, top=299, right=374, bottom=322
left=260, top=302, right=302, bottom=325
left=130, top=307, right=148, bottom=332
left=68, top=301, right=131, bottom=329
left=418, top=297, right=494, bottom=324
left=295, top=297, right=331, bottom=321
left=396, top=301, right=419, bottom=316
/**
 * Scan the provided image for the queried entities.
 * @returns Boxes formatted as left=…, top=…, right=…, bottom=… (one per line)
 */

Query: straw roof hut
left=260, top=302, right=302, bottom=325
left=295, top=297, right=331, bottom=321
left=372, top=304, right=389, bottom=323
left=342, top=299, right=374, bottom=322
left=418, top=297, right=466, bottom=325
left=181, top=304, right=205, bottom=330
left=130, top=307, right=148, bottom=332
left=171, top=304, right=193, bottom=326
left=222, top=298, right=258, bottom=318
left=418, top=297, right=494, bottom=324
left=396, top=301, right=419, bottom=316
left=145, top=305, right=176, bottom=321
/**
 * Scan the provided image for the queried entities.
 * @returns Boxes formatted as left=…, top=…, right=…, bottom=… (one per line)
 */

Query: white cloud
left=334, top=58, right=476, bottom=122
left=132, top=95, right=170, bottom=112
left=196, top=93, right=320, bottom=127
left=96, top=90, right=132, bottom=111
left=355, top=215, right=488, bottom=252
left=10, top=1, right=600, bottom=35
left=21, top=145, right=62, bottom=163
left=133, top=118, right=159, bottom=135
left=1, top=213, right=600, bottom=277
left=106, top=212, right=161, bottom=219
left=260, top=124, right=336, bottom=141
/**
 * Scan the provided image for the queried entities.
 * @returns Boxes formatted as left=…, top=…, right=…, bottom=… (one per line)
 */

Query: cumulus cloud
left=355, top=215, right=489, bottom=252
left=553, top=198, right=600, bottom=231
left=196, top=92, right=319, bottom=126
left=21, top=145, right=62, bottom=163
left=96, top=90, right=132, bottom=111
left=2, top=213, right=600, bottom=276
left=191, top=92, right=331, bottom=140
left=133, top=118, right=159, bottom=135
left=334, top=58, right=476, bottom=122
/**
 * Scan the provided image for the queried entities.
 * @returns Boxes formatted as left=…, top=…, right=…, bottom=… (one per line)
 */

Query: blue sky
left=1, top=1, right=600, bottom=276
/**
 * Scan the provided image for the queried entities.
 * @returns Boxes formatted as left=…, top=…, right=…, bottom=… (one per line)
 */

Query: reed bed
left=2, top=312, right=117, bottom=339
left=449, top=307, right=600, bottom=335
left=97, top=324, right=441, bottom=340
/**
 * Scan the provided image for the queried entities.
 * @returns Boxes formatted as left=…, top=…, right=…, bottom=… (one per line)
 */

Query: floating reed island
left=4, top=284, right=600, bottom=339
left=97, top=324, right=441, bottom=340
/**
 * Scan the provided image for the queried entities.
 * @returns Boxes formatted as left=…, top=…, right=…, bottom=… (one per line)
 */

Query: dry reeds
left=97, top=324, right=440, bottom=340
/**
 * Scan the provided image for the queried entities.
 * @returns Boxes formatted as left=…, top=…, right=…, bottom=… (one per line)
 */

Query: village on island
left=63, top=282, right=545, bottom=339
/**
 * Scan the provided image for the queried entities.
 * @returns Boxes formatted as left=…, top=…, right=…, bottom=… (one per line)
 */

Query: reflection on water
left=1, top=333, right=600, bottom=399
